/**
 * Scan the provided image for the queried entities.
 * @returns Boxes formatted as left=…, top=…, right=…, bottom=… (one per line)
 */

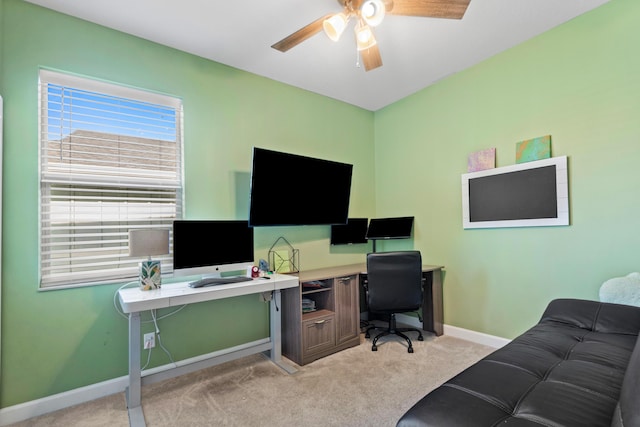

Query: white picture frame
left=461, top=156, right=569, bottom=229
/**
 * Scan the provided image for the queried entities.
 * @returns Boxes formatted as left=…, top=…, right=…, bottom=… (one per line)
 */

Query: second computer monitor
left=366, top=216, right=414, bottom=240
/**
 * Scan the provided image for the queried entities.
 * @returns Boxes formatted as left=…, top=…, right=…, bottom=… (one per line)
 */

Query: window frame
left=38, top=69, right=184, bottom=290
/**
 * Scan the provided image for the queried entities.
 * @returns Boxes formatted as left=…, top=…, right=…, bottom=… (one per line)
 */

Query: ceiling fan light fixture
left=323, top=12, right=349, bottom=42
left=360, top=0, right=385, bottom=27
left=355, top=21, right=377, bottom=51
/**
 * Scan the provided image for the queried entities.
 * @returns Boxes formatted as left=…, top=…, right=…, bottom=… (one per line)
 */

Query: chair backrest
left=366, top=251, right=423, bottom=313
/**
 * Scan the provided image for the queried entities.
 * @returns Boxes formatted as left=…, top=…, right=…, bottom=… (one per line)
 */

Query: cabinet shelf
left=302, top=287, right=332, bottom=295
left=303, top=309, right=334, bottom=321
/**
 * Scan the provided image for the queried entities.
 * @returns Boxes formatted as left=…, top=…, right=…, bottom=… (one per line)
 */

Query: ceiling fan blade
left=271, top=14, right=333, bottom=52
left=361, top=44, right=382, bottom=72
left=387, top=0, right=471, bottom=19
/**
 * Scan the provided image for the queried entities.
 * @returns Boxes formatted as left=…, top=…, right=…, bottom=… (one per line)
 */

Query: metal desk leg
left=269, top=290, right=297, bottom=374
left=126, top=311, right=146, bottom=426
left=422, top=269, right=444, bottom=336
left=431, top=269, right=444, bottom=336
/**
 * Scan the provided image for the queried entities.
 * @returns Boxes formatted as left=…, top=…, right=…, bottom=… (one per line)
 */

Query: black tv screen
left=468, top=166, right=557, bottom=222
left=461, top=156, right=569, bottom=229
left=366, top=216, right=414, bottom=240
left=249, top=148, right=353, bottom=226
left=331, top=218, right=368, bottom=245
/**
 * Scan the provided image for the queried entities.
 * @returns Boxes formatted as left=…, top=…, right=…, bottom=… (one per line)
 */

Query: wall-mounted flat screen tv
left=330, top=218, right=368, bottom=245
left=249, top=147, right=353, bottom=226
left=366, top=216, right=414, bottom=240
left=461, top=156, right=569, bottom=229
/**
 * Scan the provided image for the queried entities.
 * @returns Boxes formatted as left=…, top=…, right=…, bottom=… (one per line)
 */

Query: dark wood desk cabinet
left=282, top=264, right=443, bottom=366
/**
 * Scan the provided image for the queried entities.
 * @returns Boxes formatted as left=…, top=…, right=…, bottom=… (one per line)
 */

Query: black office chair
left=364, top=251, right=424, bottom=353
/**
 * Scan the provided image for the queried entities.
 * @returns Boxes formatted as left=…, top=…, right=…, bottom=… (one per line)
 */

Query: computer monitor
left=366, top=216, right=414, bottom=240
left=330, top=218, right=368, bottom=245
left=172, top=220, right=254, bottom=278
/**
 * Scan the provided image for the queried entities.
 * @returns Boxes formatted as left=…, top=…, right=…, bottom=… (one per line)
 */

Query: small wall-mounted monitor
left=330, top=218, right=368, bottom=245
left=172, top=220, right=254, bottom=278
left=461, top=156, right=569, bottom=229
left=249, top=147, right=353, bottom=226
left=366, top=216, right=414, bottom=240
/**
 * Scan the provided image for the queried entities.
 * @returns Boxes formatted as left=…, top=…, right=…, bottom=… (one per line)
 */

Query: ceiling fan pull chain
left=355, top=47, right=361, bottom=68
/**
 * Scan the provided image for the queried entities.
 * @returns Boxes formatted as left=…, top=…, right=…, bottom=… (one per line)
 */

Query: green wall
left=1, top=0, right=638, bottom=411
left=375, top=0, right=640, bottom=338
left=0, top=0, right=374, bottom=407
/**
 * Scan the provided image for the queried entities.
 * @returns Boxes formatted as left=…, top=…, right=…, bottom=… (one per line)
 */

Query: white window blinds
left=39, top=70, right=183, bottom=288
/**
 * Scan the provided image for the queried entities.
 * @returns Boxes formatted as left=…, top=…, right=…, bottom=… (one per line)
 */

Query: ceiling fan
left=271, top=0, right=472, bottom=72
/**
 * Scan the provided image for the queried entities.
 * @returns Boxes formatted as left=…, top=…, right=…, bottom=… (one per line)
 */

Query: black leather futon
left=397, top=299, right=640, bottom=427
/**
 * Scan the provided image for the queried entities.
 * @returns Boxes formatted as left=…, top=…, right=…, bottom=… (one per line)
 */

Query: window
left=39, top=70, right=183, bottom=288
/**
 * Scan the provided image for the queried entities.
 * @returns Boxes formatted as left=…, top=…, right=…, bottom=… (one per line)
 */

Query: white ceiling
left=25, top=0, right=610, bottom=111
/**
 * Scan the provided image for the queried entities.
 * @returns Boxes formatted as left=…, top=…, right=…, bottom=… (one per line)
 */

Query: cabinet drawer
left=302, top=314, right=335, bottom=356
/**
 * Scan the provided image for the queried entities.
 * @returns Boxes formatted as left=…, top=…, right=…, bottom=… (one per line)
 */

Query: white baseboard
left=0, top=376, right=128, bottom=426
left=0, top=338, right=270, bottom=426
left=0, top=323, right=509, bottom=426
left=395, top=313, right=511, bottom=349
left=442, top=324, right=511, bottom=348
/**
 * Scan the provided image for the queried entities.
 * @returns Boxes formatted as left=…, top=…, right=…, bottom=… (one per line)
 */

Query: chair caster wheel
left=372, top=345, right=377, bottom=351
left=418, top=335, right=424, bottom=341
left=408, top=347, right=414, bottom=353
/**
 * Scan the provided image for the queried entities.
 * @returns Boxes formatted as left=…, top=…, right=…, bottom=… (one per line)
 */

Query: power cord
left=150, top=309, right=176, bottom=366
left=141, top=341, right=154, bottom=371
left=112, top=281, right=138, bottom=320
left=113, top=282, right=181, bottom=369
left=113, top=281, right=187, bottom=321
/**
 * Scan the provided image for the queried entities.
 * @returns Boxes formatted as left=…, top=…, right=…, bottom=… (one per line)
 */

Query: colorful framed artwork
left=467, top=147, right=496, bottom=172
left=516, top=135, right=551, bottom=163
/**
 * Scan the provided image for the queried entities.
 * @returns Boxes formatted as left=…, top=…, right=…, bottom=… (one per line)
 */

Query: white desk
left=118, top=274, right=298, bottom=427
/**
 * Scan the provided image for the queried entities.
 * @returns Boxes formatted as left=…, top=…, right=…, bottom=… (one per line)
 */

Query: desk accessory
left=268, top=236, right=299, bottom=273
left=128, top=229, right=170, bottom=290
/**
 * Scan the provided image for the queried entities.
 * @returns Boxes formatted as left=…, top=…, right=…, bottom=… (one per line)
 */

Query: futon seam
left=460, top=391, right=557, bottom=427
left=592, top=304, right=603, bottom=332
left=543, top=377, right=619, bottom=402
left=441, top=383, right=513, bottom=416
left=480, top=359, right=546, bottom=379
left=490, top=415, right=550, bottom=427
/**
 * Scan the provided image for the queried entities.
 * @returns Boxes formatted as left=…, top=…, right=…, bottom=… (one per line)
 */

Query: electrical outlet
left=144, top=332, right=155, bottom=349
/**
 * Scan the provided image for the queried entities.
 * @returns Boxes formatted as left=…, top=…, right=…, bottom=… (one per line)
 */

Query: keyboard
left=188, top=276, right=252, bottom=288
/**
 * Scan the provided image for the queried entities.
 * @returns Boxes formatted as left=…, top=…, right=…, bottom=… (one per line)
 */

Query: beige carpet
left=8, top=332, right=494, bottom=427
